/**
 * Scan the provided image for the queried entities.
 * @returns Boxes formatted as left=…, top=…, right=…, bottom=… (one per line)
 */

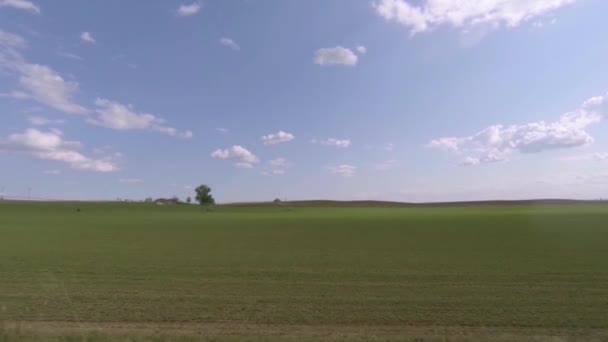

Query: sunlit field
left=1, top=201, right=608, bottom=341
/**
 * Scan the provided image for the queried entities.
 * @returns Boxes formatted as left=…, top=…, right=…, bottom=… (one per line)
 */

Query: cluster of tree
left=144, top=184, right=215, bottom=206
left=195, top=185, right=215, bottom=205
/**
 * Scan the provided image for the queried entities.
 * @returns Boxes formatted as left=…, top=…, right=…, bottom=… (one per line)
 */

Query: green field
left=1, top=201, right=608, bottom=341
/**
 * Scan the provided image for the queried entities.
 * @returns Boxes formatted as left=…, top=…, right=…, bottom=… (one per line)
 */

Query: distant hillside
left=220, top=199, right=604, bottom=208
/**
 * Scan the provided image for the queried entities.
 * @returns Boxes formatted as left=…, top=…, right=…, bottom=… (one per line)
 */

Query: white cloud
left=269, top=158, right=289, bottom=168
left=235, top=162, right=254, bottom=169
left=428, top=137, right=465, bottom=152
left=90, top=98, right=193, bottom=138
left=574, top=173, right=608, bottom=186
left=429, top=93, right=607, bottom=165
left=92, top=145, right=112, bottom=155
left=0, top=90, right=28, bottom=99
left=374, top=159, right=399, bottom=171
left=0, top=32, right=89, bottom=115
left=119, top=178, right=143, bottom=184
left=176, top=2, right=201, bottom=16
left=374, top=0, right=576, bottom=35
left=91, top=98, right=161, bottom=129
left=384, top=143, right=395, bottom=151
left=28, top=116, right=64, bottom=126
left=0, top=128, right=118, bottom=172
left=0, top=0, right=40, bottom=13
left=43, top=169, right=60, bottom=175
left=220, top=38, right=240, bottom=51
left=267, top=158, right=292, bottom=175
left=314, top=46, right=358, bottom=66
left=0, top=30, right=26, bottom=49
left=314, top=138, right=351, bottom=148
left=595, top=153, right=608, bottom=161
left=458, top=153, right=506, bottom=166
left=356, top=46, right=367, bottom=54
left=560, top=152, right=608, bottom=162
left=211, top=145, right=259, bottom=168
left=17, top=64, right=89, bottom=114
left=57, top=51, right=83, bottom=61
left=328, top=164, right=356, bottom=177
left=460, top=156, right=480, bottom=166
left=80, top=32, right=95, bottom=44
left=261, top=131, right=295, bottom=145
left=216, top=127, right=229, bottom=134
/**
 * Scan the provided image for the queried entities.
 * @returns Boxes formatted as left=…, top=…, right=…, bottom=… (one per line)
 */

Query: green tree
left=186, top=196, right=192, bottom=204
left=195, top=185, right=215, bottom=205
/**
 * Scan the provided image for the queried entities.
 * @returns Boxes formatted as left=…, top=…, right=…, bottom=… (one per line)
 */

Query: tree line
left=144, top=184, right=215, bottom=206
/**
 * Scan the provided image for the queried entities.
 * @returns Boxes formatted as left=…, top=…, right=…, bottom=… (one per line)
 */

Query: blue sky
left=1, top=0, right=608, bottom=203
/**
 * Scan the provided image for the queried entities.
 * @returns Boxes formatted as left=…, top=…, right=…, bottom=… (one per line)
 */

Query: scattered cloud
left=0, top=0, right=40, bottom=13
left=328, top=164, right=356, bottom=177
left=28, top=116, right=65, bottom=126
left=267, top=158, right=292, bottom=175
left=0, top=128, right=119, bottom=172
left=374, top=0, right=577, bottom=36
left=0, top=29, right=26, bottom=49
left=89, top=98, right=193, bottom=138
left=428, top=137, right=463, bottom=152
left=384, top=143, right=395, bottom=151
left=220, top=37, right=240, bottom=51
left=211, top=145, right=259, bottom=168
left=92, top=145, right=113, bottom=155
left=0, top=31, right=89, bottom=114
left=356, top=46, right=367, bottom=54
left=43, top=169, right=60, bottom=175
left=595, top=153, right=608, bottom=161
left=576, top=173, right=608, bottom=185
left=216, top=127, right=229, bottom=134
left=533, top=18, right=557, bottom=28
left=21, top=106, right=43, bottom=113
left=559, top=152, right=608, bottom=162
left=429, top=92, right=607, bottom=165
left=261, top=131, right=295, bottom=145
left=374, top=159, right=399, bottom=171
left=57, top=51, right=83, bottom=61
left=235, top=162, right=254, bottom=169
left=459, top=156, right=480, bottom=166
left=314, top=46, right=358, bottom=66
left=119, top=178, right=144, bottom=184
left=313, top=138, right=351, bottom=148
left=17, top=64, right=89, bottom=114
left=80, top=31, right=95, bottom=44
left=269, top=158, right=289, bottom=168
left=110, top=54, right=137, bottom=69
left=176, top=2, right=201, bottom=16
left=0, top=90, right=28, bottom=99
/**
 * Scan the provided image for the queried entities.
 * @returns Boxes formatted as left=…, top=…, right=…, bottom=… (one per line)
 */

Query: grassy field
left=1, top=201, right=608, bottom=341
